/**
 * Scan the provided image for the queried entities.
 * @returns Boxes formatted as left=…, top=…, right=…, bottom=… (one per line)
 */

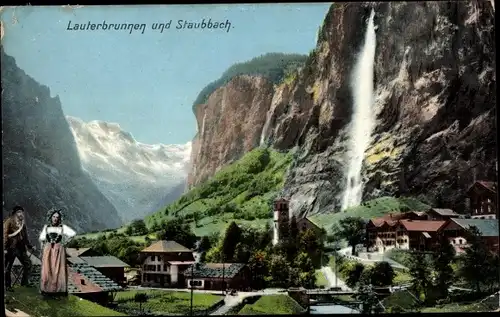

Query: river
left=310, top=305, right=360, bottom=314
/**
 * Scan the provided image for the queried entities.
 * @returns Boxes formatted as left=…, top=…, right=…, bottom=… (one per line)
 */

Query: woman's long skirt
left=40, top=243, right=68, bottom=295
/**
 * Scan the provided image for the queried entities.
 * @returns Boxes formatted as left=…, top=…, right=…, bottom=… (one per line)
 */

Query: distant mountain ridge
left=67, top=116, right=191, bottom=222
left=1, top=47, right=121, bottom=239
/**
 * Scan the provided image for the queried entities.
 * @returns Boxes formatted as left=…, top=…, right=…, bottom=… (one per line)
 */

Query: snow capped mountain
left=66, top=116, right=191, bottom=222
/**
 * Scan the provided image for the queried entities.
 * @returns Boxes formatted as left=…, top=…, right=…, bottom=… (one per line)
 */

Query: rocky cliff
left=1, top=47, right=122, bottom=240
left=189, top=1, right=496, bottom=216
left=188, top=75, right=274, bottom=186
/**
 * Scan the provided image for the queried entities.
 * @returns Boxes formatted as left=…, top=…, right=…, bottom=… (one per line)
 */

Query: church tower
left=273, top=197, right=290, bottom=245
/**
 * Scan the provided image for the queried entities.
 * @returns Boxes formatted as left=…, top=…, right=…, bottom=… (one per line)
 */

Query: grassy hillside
left=5, top=286, right=125, bottom=317
left=310, top=196, right=430, bottom=233
left=145, top=148, right=293, bottom=234
left=238, top=295, right=305, bottom=315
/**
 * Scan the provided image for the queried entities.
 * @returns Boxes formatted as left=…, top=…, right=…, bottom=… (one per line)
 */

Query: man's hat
left=11, top=205, right=24, bottom=215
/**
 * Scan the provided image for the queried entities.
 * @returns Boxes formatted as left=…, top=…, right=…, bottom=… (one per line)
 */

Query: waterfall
left=260, top=111, right=272, bottom=146
left=197, top=110, right=207, bottom=159
left=341, top=9, right=377, bottom=211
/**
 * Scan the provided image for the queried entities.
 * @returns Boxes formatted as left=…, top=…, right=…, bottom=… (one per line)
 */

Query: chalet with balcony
left=440, top=218, right=499, bottom=254
left=183, top=263, right=250, bottom=291
left=466, top=181, right=497, bottom=219
left=426, top=208, right=460, bottom=221
left=139, top=240, right=195, bottom=288
left=395, top=220, right=447, bottom=251
left=366, top=211, right=428, bottom=251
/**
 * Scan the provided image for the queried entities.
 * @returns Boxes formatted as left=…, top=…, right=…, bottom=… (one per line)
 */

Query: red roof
left=399, top=220, right=446, bottom=232
left=468, top=181, right=498, bottom=194
left=370, top=212, right=411, bottom=227
left=68, top=269, right=103, bottom=293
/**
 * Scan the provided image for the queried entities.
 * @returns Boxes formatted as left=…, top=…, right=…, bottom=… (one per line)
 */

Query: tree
left=333, top=217, right=366, bottom=256
left=356, top=284, right=384, bottom=314
left=345, top=263, right=366, bottom=289
left=289, top=215, right=299, bottom=241
left=134, top=293, right=148, bottom=315
left=408, top=251, right=431, bottom=302
left=118, top=245, right=142, bottom=267
left=129, top=219, right=148, bottom=235
left=248, top=250, right=268, bottom=289
left=198, top=236, right=211, bottom=252
left=267, top=254, right=289, bottom=287
left=294, top=253, right=316, bottom=288
left=458, top=226, right=495, bottom=293
left=431, top=234, right=455, bottom=298
left=150, top=219, right=162, bottom=232
left=369, top=261, right=395, bottom=287
left=221, top=222, right=242, bottom=261
left=157, top=219, right=197, bottom=249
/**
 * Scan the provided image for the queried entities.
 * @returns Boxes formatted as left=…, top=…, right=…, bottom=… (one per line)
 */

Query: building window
left=164, top=264, right=168, bottom=271
left=157, top=265, right=161, bottom=271
left=151, top=255, right=156, bottom=261
left=459, top=239, right=463, bottom=245
left=189, top=280, right=202, bottom=287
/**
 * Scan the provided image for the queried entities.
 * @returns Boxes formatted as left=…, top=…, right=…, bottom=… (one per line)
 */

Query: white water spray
left=341, top=9, right=377, bottom=211
left=260, top=111, right=272, bottom=146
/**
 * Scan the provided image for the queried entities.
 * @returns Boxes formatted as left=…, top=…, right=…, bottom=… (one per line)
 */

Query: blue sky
left=1, top=4, right=331, bottom=145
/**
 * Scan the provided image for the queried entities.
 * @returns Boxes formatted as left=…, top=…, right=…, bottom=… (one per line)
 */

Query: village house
left=79, top=256, right=130, bottom=286
left=139, top=240, right=195, bottom=288
left=365, top=211, right=428, bottom=252
left=66, top=256, right=123, bottom=303
left=12, top=251, right=122, bottom=304
left=183, top=263, right=250, bottom=291
left=365, top=211, right=448, bottom=252
left=425, top=208, right=460, bottom=221
left=466, top=181, right=497, bottom=219
left=440, top=218, right=499, bottom=254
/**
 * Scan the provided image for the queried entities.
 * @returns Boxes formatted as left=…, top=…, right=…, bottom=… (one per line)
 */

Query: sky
left=1, top=4, right=331, bottom=145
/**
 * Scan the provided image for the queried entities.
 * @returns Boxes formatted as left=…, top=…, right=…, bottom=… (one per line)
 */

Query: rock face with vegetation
left=188, top=2, right=496, bottom=216
left=188, top=76, right=275, bottom=187
left=1, top=47, right=121, bottom=240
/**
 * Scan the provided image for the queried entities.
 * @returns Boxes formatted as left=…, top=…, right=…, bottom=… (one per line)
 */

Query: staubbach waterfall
left=341, top=9, right=377, bottom=211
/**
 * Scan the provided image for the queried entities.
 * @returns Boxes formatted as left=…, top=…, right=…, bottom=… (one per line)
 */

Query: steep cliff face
left=189, top=1, right=496, bottom=216
left=1, top=48, right=122, bottom=240
left=188, top=75, right=274, bottom=187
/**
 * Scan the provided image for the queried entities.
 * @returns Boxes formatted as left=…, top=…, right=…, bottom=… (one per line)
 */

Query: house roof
left=66, top=247, right=91, bottom=258
left=371, top=212, right=411, bottom=227
left=184, top=263, right=245, bottom=279
left=399, top=220, right=446, bottom=232
left=18, top=261, right=122, bottom=294
left=69, top=262, right=123, bottom=293
left=67, top=256, right=87, bottom=264
left=467, top=181, right=498, bottom=194
left=80, top=256, right=130, bottom=268
left=299, top=217, right=321, bottom=230
left=450, top=218, right=499, bottom=237
left=141, top=240, right=192, bottom=253
left=168, top=261, right=196, bottom=265
left=430, top=208, right=459, bottom=217
left=13, top=251, right=41, bottom=266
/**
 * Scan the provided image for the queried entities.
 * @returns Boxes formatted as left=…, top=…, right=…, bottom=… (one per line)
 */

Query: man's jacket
left=3, top=216, right=31, bottom=250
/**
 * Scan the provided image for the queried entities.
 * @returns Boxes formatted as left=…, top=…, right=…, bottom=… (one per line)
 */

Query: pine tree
left=431, top=234, right=455, bottom=298
left=408, top=251, right=431, bottom=302
left=458, top=226, right=494, bottom=293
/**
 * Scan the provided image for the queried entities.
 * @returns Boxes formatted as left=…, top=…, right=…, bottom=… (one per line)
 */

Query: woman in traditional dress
left=39, top=208, right=76, bottom=296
